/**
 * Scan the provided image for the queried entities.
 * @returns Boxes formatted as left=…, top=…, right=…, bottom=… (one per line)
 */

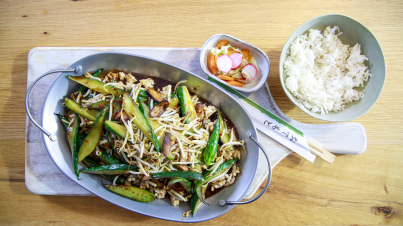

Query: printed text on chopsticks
left=264, top=120, right=298, bottom=143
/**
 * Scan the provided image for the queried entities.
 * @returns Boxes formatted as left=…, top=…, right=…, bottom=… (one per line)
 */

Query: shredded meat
left=153, top=188, right=166, bottom=199
left=139, top=78, right=155, bottom=89
left=170, top=195, right=180, bottom=206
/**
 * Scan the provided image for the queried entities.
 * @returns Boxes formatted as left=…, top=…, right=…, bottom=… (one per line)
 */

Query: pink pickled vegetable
left=216, top=55, right=232, bottom=73
left=229, top=53, right=243, bottom=69
left=241, top=64, right=257, bottom=81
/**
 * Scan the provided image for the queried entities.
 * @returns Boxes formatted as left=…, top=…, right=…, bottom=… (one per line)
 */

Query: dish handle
left=25, top=66, right=83, bottom=141
left=219, top=130, right=272, bottom=206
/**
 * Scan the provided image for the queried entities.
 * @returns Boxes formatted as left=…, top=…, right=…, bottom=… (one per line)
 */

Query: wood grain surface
left=1, top=0, right=402, bottom=225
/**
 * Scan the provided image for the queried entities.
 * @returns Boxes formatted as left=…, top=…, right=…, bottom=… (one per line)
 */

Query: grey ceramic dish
left=279, top=14, right=386, bottom=122
left=25, top=52, right=272, bottom=222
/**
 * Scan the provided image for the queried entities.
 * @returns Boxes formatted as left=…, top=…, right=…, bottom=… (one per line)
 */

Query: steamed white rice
left=284, top=26, right=371, bottom=115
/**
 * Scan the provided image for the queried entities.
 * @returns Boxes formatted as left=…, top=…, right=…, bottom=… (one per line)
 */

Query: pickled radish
left=229, top=53, right=243, bottom=69
left=241, top=64, right=257, bottom=81
left=216, top=55, right=232, bottom=73
left=207, top=41, right=258, bottom=87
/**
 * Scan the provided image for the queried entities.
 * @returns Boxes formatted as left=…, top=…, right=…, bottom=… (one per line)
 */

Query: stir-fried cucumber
left=203, top=158, right=238, bottom=178
left=56, top=113, right=80, bottom=178
left=218, top=110, right=235, bottom=151
left=104, top=185, right=154, bottom=202
left=122, top=92, right=160, bottom=152
left=89, top=100, right=110, bottom=110
left=203, top=117, right=221, bottom=166
left=191, top=184, right=208, bottom=216
left=177, top=86, right=197, bottom=124
left=81, top=157, right=124, bottom=184
left=104, top=120, right=127, bottom=139
left=168, top=178, right=192, bottom=193
left=96, top=148, right=122, bottom=165
left=194, top=158, right=238, bottom=204
left=88, top=109, right=101, bottom=118
left=68, top=76, right=124, bottom=96
left=67, top=114, right=80, bottom=179
left=89, top=99, right=122, bottom=110
left=192, top=148, right=203, bottom=172
left=79, top=164, right=138, bottom=175
left=75, top=68, right=103, bottom=94
left=55, top=113, right=69, bottom=128
left=138, top=100, right=165, bottom=148
left=137, top=96, right=148, bottom=104
left=138, top=89, right=149, bottom=98
left=152, top=171, right=203, bottom=181
left=77, top=106, right=109, bottom=163
left=105, top=130, right=128, bottom=164
left=64, top=98, right=97, bottom=121
left=126, top=89, right=149, bottom=98
left=170, top=93, right=180, bottom=108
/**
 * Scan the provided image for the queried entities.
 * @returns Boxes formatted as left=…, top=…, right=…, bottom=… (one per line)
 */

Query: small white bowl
left=200, top=34, right=270, bottom=92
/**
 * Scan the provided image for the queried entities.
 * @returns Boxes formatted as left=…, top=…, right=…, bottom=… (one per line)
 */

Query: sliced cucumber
left=192, top=148, right=203, bottom=172
left=152, top=171, right=203, bottom=181
left=77, top=106, right=109, bottom=163
left=82, top=157, right=124, bottom=184
left=105, top=130, right=128, bottom=164
left=191, top=184, right=207, bottom=216
left=89, top=100, right=110, bottom=110
left=218, top=109, right=234, bottom=151
left=170, top=93, right=180, bottom=108
left=195, top=158, right=238, bottom=202
left=89, top=99, right=122, bottom=110
left=64, top=98, right=97, bottom=121
left=203, top=117, right=221, bottom=166
left=137, top=96, right=148, bottom=104
left=79, top=164, right=138, bottom=175
left=176, top=86, right=197, bottom=124
left=55, top=113, right=69, bottom=128
left=67, top=114, right=80, bottom=179
left=88, top=109, right=101, bottom=118
left=97, top=148, right=122, bottom=165
left=68, top=76, right=124, bottom=96
left=92, top=68, right=103, bottom=77
left=74, top=67, right=105, bottom=94
left=104, top=120, right=127, bottom=139
left=138, top=89, right=149, bottom=98
left=123, top=92, right=160, bottom=152
left=138, top=100, right=165, bottom=148
left=104, top=185, right=154, bottom=202
left=203, top=158, right=238, bottom=178
left=56, top=113, right=80, bottom=178
left=168, top=178, right=192, bottom=193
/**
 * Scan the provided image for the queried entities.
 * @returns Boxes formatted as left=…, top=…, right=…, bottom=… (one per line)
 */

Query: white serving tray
left=25, top=47, right=367, bottom=199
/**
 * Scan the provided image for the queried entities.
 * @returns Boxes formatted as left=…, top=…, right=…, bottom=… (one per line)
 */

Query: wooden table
left=1, top=0, right=402, bottom=225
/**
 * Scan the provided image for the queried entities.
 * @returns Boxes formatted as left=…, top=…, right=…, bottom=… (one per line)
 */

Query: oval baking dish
left=25, top=52, right=272, bottom=222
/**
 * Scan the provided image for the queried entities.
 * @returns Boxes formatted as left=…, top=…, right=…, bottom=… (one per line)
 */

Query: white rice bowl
left=278, top=14, right=386, bottom=122
left=284, top=26, right=371, bottom=116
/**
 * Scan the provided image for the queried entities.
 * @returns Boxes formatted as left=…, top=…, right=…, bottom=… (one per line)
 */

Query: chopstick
left=308, top=140, right=336, bottom=164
